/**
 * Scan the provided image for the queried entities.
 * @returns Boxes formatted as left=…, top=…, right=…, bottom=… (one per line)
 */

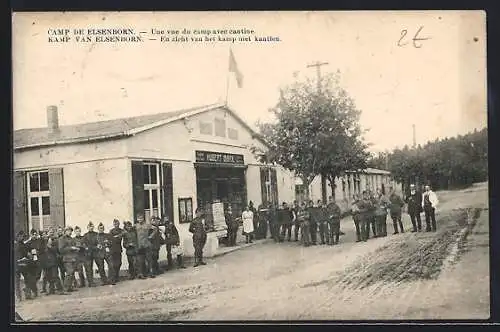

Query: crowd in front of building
left=14, top=181, right=439, bottom=302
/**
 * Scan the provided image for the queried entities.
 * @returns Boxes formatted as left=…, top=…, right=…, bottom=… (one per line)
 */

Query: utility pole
left=307, top=61, right=329, bottom=204
left=412, top=124, right=417, bottom=148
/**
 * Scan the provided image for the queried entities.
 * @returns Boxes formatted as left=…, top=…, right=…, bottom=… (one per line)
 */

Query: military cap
left=98, top=222, right=104, bottom=227
left=88, top=221, right=94, bottom=227
left=65, top=226, right=73, bottom=232
left=30, top=229, right=39, bottom=235
left=74, top=226, right=81, bottom=230
left=113, top=218, right=120, bottom=223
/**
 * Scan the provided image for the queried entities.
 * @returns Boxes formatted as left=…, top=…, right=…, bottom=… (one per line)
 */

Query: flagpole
left=224, top=45, right=232, bottom=106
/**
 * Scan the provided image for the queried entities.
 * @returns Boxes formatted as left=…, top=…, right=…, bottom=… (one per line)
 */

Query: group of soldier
left=225, top=183, right=440, bottom=247
left=14, top=214, right=190, bottom=301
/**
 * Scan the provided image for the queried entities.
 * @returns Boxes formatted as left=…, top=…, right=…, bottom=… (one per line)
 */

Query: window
left=143, top=163, right=161, bottom=223
left=200, top=121, right=213, bottom=135
left=27, top=170, right=51, bottom=231
left=228, top=128, right=239, bottom=140
left=178, top=197, right=193, bottom=224
left=214, top=118, right=226, bottom=137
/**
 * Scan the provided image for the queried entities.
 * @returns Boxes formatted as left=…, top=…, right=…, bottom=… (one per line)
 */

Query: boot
left=193, top=256, right=199, bottom=267
left=393, top=222, right=399, bottom=234
left=23, top=288, right=32, bottom=300
left=399, top=222, right=405, bottom=233
left=177, top=255, right=186, bottom=269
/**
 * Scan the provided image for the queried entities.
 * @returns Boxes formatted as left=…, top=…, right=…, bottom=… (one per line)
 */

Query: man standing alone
left=422, top=185, right=439, bottom=232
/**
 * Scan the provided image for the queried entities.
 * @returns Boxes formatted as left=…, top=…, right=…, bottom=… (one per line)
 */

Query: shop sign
left=195, top=150, right=244, bottom=164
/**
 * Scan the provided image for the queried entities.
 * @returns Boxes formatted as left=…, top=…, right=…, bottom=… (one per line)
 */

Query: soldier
left=292, top=200, right=301, bottom=241
left=73, top=226, right=87, bottom=288
left=326, top=196, right=342, bottom=245
left=25, top=229, right=43, bottom=287
left=57, top=226, right=80, bottom=293
left=189, top=208, right=208, bottom=267
left=317, top=200, right=328, bottom=245
left=83, top=222, right=99, bottom=287
left=422, top=185, right=439, bottom=232
left=56, top=226, right=66, bottom=281
left=149, top=217, right=165, bottom=276
left=136, top=214, right=154, bottom=279
left=280, top=202, right=294, bottom=242
left=351, top=194, right=362, bottom=242
left=43, top=231, right=65, bottom=295
left=405, top=184, right=422, bottom=232
left=224, top=206, right=238, bottom=247
left=388, top=187, right=405, bottom=234
left=308, top=200, right=318, bottom=245
left=368, top=191, right=378, bottom=238
left=249, top=201, right=258, bottom=240
left=15, top=231, right=38, bottom=300
left=95, top=223, right=112, bottom=285
left=357, top=191, right=374, bottom=242
left=164, top=217, right=186, bottom=269
left=297, top=202, right=311, bottom=247
left=375, top=188, right=390, bottom=237
left=122, top=221, right=139, bottom=279
left=108, top=219, right=125, bottom=283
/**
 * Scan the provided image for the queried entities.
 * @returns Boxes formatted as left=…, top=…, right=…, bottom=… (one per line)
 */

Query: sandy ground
left=15, top=183, right=489, bottom=321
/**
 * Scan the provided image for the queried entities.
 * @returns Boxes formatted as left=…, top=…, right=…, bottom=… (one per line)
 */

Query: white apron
left=242, top=211, right=254, bottom=234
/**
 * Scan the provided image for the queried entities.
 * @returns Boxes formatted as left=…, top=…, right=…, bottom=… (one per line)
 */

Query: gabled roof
left=14, top=103, right=267, bottom=151
left=346, top=168, right=391, bottom=175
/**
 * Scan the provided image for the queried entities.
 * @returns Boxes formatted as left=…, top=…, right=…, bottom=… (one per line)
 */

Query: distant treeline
left=368, top=128, right=488, bottom=192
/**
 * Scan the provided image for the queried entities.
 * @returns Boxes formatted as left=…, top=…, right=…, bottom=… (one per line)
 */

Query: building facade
left=13, top=104, right=295, bottom=260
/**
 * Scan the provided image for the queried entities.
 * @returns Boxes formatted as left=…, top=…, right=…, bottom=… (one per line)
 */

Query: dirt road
left=15, top=183, right=489, bottom=321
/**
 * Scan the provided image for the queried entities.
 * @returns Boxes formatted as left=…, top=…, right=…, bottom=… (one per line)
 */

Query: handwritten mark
left=397, top=26, right=431, bottom=48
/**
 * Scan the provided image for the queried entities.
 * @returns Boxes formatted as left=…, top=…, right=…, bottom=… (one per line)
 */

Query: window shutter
left=131, top=160, right=144, bottom=223
left=260, top=167, right=267, bottom=205
left=13, top=171, right=28, bottom=235
left=271, top=168, right=278, bottom=206
left=48, top=168, right=65, bottom=228
left=162, top=163, right=174, bottom=224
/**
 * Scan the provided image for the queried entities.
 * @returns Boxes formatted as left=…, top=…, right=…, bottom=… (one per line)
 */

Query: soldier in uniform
left=358, top=191, right=374, bottom=241
left=374, top=188, right=390, bottom=237
left=326, top=196, right=342, bottom=245
left=122, top=221, right=139, bottom=279
left=317, top=200, right=328, bottom=245
left=308, top=200, right=318, bottom=245
left=15, top=231, right=39, bottom=300
left=96, top=223, right=112, bottom=285
left=280, top=202, right=294, bottom=242
left=422, top=185, right=439, bottom=232
left=57, top=226, right=80, bottom=293
left=297, top=202, right=311, bottom=247
left=388, top=187, right=405, bottom=234
left=25, top=229, right=43, bottom=288
left=73, top=226, right=87, bottom=288
left=108, top=219, right=125, bottom=283
left=249, top=201, right=258, bottom=240
left=149, top=217, right=165, bottom=276
left=351, top=194, right=362, bottom=242
left=164, top=217, right=186, bottom=269
left=224, top=206, right=238, bottom=247
left=292, top=200, right=301, bottom=241
left=56, top=226, right=66, bottom=281
left=136, top=214, right=154, bottom=279
left=189, top=208, right=208, bottom=267
left=42, top=231, right=65, bottom=295
left=83, top=222, right=99, bottom=287
left=368, top=191, right=378, bottom=238
left=405, top=184, right=422, bottom=232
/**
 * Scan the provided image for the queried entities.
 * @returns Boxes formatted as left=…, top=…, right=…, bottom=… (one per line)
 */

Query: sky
left=12, top=11, right=487, bottom=153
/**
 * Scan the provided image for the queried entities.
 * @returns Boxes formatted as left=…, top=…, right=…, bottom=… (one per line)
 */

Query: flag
left=228, top=49, right=243, bottom=88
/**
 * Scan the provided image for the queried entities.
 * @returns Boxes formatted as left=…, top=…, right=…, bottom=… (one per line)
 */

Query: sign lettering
left=195, top=150, right=244, bottom=164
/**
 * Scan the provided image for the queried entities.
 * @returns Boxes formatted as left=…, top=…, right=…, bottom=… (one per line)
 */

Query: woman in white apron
left=241, top=205, right=255, bottom=244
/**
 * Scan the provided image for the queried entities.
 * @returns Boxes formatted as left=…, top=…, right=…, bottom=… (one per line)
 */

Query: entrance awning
left=194, top=162, right=248, bottom=169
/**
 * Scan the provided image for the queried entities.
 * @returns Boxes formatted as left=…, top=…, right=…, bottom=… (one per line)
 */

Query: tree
left=251, top=71, right=369, bottom=201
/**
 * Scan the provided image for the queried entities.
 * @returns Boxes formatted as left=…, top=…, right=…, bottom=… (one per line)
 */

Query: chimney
left=47, top=105, right=59, bottom=134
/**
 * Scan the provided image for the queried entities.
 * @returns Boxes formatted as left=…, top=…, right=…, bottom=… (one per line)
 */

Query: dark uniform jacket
left=109, top=228, right=124, bottom=254
left=224, top=213, right=238, bottom=232
left=388, top=193, right=405, bottom=216
left=83, top=231, right=98, bottom=257
left=73, top=235, right=87, bottom=262
left=374, top=195, right=390, bottom=217
left=43, top=238, right=59, bottom=268
left=95, top=232, right=111, bottom=259
left=58, top=235, right=78, bottom=263
left=297, top=209, right=310, bottom=225
left=327, top=202, right=342, bottom=223
left=123, top=228, right=138, bottom=255
left=357, top=198, right=374, bottom=219
left=164, top=224, right=180, bottom=246
left=406, top=191, right=423, bottom=215
left=189, top=217, right=207, bottom=244
left=148, top=226, right=165, bottom=251
left=136, top=223, right=152, bottom=250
